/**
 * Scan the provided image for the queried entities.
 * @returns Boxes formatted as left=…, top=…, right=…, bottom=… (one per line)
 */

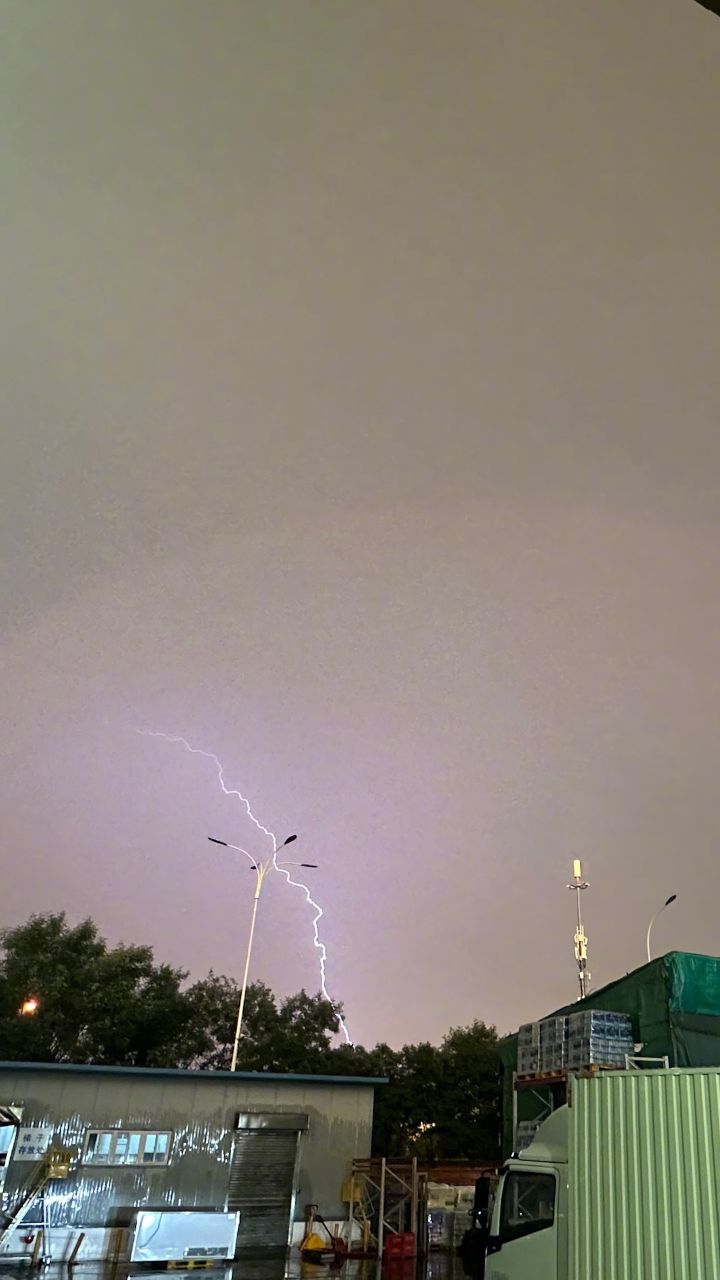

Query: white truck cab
left=485, top=1107, right=567, bottom=1280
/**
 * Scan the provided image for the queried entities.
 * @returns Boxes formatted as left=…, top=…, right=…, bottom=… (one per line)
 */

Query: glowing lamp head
left=19, top=997, right=40, bottom=1017
left=573, top=859, right=583, bottom=880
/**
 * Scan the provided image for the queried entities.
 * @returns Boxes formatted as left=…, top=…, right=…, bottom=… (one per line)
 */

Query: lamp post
left=208, top=834, right=318, bottom=1071
left=646, top=894, right=677, bottom=964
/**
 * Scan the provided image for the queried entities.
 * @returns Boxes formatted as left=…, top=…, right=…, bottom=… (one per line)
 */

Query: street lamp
left=19, top=997, right=39, bottom=1017
left=208, top=833, right=318, bottom=1071
left=646, top=894, right=677, bottom=964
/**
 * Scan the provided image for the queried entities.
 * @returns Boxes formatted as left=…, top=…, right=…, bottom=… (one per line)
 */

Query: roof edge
left=0, top=1060, right=387, bottom=1086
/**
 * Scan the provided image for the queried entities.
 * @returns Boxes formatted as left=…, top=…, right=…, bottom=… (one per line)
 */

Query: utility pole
left=567, top=859, right=590, bottom=1000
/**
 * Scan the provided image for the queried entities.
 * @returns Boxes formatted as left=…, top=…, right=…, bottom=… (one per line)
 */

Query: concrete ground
left=0, top=1253, right=473, bottom=1280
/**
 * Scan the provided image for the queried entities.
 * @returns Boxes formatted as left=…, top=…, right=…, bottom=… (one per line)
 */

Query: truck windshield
left=499, top=1170, right=556, bottom=1243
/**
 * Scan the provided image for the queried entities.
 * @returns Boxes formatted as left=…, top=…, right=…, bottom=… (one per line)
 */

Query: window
left=499, top=1171, right=556, bottom=1243
left=83, top=1130, right=172, bottom=1167
left=142, top=1132, right=169, bottom=1163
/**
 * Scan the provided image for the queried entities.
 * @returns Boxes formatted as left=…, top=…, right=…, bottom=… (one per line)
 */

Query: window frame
left=498, top=1168, right=557, bottom=1245
left=82, top=1129, right=173, bottom=1168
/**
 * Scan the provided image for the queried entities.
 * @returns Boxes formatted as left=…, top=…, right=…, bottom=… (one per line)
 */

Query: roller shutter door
left=228, top=1129, right=300, bottom=1252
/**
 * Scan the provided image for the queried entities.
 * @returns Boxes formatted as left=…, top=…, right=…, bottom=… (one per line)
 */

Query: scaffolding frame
left=0, top=1148, right=73, bottom=1262
left=512, top=1072, right=570, bottom=1151
left=348, top=1158, right=427, bottom=1256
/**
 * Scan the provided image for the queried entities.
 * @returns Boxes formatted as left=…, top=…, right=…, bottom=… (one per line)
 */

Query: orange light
left=19, top=997, right=40, bottom=1017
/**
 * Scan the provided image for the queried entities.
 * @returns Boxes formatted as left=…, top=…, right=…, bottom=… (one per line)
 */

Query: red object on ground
left=384, top=1232, right=417, bottom=1258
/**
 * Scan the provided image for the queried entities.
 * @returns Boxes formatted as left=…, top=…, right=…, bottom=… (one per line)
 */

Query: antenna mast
left=567, top=859, right=590, bottom=999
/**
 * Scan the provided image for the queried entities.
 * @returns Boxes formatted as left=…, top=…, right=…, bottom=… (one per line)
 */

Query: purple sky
left=2, top=0, right=720, bottom=1049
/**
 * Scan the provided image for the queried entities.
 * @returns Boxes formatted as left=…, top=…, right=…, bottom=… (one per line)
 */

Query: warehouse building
left=0, top=1061, right=383, bottom=1263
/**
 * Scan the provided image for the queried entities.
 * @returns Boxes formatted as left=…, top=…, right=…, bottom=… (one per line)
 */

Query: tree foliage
left=323, top=1025, right=500, bottom=1160
left=178, top=973, right=341, bottom=1072
left=0, top=913, right=500, bottom=1159
left=0, top=914, right=191, bottom=1066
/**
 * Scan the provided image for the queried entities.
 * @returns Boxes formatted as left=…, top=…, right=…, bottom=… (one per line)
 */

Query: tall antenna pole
left=567, top=859, right=590, bottom=1000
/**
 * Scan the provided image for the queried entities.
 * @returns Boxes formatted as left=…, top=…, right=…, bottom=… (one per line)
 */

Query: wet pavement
left=0, top=1255, right=473, bottom=1280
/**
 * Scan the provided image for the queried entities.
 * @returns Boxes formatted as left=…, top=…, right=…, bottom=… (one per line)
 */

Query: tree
left=324, top=1028, right=500, bottom=1160
left=180, top=975, right=342, bottom=1072
left=382, top=1042, right=447, bottom=1160
left=433, top=1021, right=501, bottom=1159
left=0, top=914, right=192, bottom=1067
left=175, top=971, right=245, bottom=1069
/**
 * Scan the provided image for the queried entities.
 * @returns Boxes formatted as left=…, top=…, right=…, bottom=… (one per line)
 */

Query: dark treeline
left=0, top=914, right=500, bottom=1160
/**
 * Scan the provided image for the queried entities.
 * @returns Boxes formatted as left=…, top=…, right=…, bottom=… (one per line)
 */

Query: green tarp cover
left=500, top=952, right=720, bottom=1154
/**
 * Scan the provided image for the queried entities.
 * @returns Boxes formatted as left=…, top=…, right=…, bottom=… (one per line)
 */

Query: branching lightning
left=136, top=728, right=351, bottom=1043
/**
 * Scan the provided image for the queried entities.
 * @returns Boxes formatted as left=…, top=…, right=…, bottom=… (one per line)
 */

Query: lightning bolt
left=136, top=728, right=351, bottom=1044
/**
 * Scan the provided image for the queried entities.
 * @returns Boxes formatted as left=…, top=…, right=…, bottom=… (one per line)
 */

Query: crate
left=518, top=1048, right=539, bottom=1074
left=518, top=1023, right=540, bottom=1047
left=539, top=1016, right=568, bottom=1045
left=567, top=1034, right=633, bottom=1069
left=384, top=1233, right=417, bottom=1259
left=539, top=1046, right=566, bottom=1071
left=567, top=1011, right=632, bottom=1038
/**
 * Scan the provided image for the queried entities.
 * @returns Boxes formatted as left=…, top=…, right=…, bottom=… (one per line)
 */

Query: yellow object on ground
left=301, top=1234, right=327, bottom=1252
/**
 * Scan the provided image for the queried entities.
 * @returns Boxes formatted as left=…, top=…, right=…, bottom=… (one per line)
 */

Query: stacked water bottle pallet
left=517, top=1010, right=633, bottom=1076
left=566, top=1010, right=633, bottom=1068
left=516, top=1022, right=540, bottom=1075
left=539, top=1016, right=568, bottom=1072
left=517, top=1017, right=568, bottom=1074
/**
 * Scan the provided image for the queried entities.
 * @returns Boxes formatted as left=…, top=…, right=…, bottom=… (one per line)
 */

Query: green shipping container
left=571, top=1070, right=720, bottom=1279
left=488, top=1068, right=720, bottom=1280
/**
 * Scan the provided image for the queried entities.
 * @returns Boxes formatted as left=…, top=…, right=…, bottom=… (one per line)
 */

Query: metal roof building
left=0, top=1061, right=383, bottom=1263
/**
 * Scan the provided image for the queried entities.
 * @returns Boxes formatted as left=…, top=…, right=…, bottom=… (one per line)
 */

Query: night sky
left=2, top=1, right=720, bottom=1049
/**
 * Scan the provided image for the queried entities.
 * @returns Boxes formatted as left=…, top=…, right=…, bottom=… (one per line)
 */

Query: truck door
left=486, top=1167, right=558, bottom=1280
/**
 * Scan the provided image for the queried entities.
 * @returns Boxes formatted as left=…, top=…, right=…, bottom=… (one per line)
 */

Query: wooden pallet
left=517, top=1062, right=627, bottom=1084
left=515, top=1069, right=567, bottom=1084
left=575, top=1062, right=625, bottom=1075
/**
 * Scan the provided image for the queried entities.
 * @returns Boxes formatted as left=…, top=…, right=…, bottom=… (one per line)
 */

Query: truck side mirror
left=474, top=1177, right=490, bottom=1212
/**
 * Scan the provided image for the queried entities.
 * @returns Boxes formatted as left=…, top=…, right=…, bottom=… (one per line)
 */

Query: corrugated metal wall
left=570, top=1069, right=720, bottom=1280
left=0, top=1068, right=374, bottom=1234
